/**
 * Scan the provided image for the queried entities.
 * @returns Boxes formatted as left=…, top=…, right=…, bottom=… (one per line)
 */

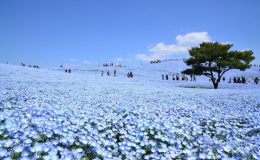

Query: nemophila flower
left=21, top=151, right=30, bottom=157
left=60, top=138, right=67, bottom=144
left=1, top=64, right=260, bottom=159
left=63, top=155, right=74, bottom=160
left=43, top=145, right=50, bottom=152
left=3, top=157, right=12, bottom=160
left=223, top=145, right=232, bottom=153
left=19, top=156, right=30, bottom=160
left=4, top=139, right=14, bottom=147
left=52, top=140, right=59, bottom=145
left=199, top=153, right=206, bottom=159
left=33, top=143, right=44, bottom=152
left=23, top=138, right=32, bottom=144
left=75, top=148, right=83, bottom=153
left=44, top=131, right=52, bottom=138
left=13, top=145, right=24, bottom=152
left=0, top=148, right=8, bottom=157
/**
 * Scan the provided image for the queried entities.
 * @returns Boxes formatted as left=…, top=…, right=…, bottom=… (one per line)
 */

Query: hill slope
left=0, top=63, right=259, bottom=159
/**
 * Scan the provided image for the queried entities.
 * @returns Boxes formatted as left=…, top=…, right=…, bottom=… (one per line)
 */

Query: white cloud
left=82, top=60, right=92, bottom=65
left=135, top=32, right=211, bottom=61
left=69, top=58, right=77, bottom=62
left=115, top=57, right=124, bottom=62
left=176, top=32, right=210, bottom=47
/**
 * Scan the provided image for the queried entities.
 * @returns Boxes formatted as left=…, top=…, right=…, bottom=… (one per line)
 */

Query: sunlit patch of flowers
left=0, top=64, right=260, bottom=159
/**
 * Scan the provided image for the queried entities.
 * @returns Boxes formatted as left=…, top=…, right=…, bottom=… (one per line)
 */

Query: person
left=242, top=77, right=246, bottom=83
left=172, top=74, right=175, bottom=80
left=101, top=71, right=104, bottom=76
left=190, top=75, right=193, bottom=81
left=237, top=77, right=241, bottom=83
left=181, top=74, right=185, bottom=81
left=127, top=72, right=130, bottom=78
left=165, top=74, right=168, bottom=80
left=129, top=71, right=133, bottom=78
left=107, top=71, right=110, bottom=76
left=255, top=77, right=259, bottom=84
left=193, top=75, right=196, bottom=81
left=222, top=77, right=225, bottom=82
left=176, top=74, right=179, bottom=81
left=162, top=74, right=164, bottom=80
left=228, top=77, right=231, bottom=83
left=68, top=69, right=71, bottom=73
left=233, top=77, right=237, bottom=83
left=65, top=69, right=68, bottom=73
left=114, top=70, right=117, bottom=76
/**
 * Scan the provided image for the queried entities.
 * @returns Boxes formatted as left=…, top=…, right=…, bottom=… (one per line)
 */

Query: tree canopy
left=182, top=42, right=255, bottom=89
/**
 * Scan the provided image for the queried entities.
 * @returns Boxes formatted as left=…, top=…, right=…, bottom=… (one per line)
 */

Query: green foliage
left=10, top=152, right=21, bottom=160
left=182, top=42, right=255, bottom=89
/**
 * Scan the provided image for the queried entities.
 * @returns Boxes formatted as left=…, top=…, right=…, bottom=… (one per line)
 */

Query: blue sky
left=0, top=0, right=260, bottom=66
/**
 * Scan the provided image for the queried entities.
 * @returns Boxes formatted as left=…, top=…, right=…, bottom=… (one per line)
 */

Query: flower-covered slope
left=0, top=63, right=259, bottom=160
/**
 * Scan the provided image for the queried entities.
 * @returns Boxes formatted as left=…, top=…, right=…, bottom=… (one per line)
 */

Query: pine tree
left=182, top=42, right=255, bottom=89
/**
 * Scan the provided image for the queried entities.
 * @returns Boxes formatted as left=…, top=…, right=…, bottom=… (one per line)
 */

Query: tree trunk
left=211, top=77, right=219, bottom=89
left=213, top=82, right=218, bottom=89
left=210, top=74, right=219, bottom=89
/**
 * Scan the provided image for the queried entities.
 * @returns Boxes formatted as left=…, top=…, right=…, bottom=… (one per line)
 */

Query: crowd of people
left=252, top=64, right=260, bottom=67
left=59, top=65, right=72, bottom=73
left=162, top=73, right=196, bottom=81
left=64, top=69, right=72, bottom=73
left=100, top=63, right=125, bottom=68
left=150, top=58, right=187, bottom=64
left=225, top=76, right=259, bottom=84
left=101, top=70, right=117, bottom=77
left=150, top=60, right=161, bottom=64
left=100, top=70, right=134, bottom=78
left=160, top=74, right=260, bottom=85
left=127, top=71, right=133, bottom=78
left=102, top=63, right=114, bottom=67
left=21, top=63, right=40, bottom=69
left=226, top=76, right=247, bottom=83
left=208, top=76, right=260, bottom=85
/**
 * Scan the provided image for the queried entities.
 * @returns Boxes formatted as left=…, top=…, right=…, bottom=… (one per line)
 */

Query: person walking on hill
left=172, top=74, right=175, bottom=80
left=193, top=75, right=196, bottom=81
left=176, top=74, right=180, bottom=81
left=228, top=77, right=231, bottom=83
left=255, top=77, right=259, bottom=84
left=114, top=70, right=117, bottom=76
left=233, top=77, right=237, bottom=83
left=129, top=71, right=133, bottom=78
left=242, top=77, right=246, bottom=83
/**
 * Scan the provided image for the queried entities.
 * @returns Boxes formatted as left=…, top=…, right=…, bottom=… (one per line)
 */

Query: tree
left=182, top=42, right=254, bottom=89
